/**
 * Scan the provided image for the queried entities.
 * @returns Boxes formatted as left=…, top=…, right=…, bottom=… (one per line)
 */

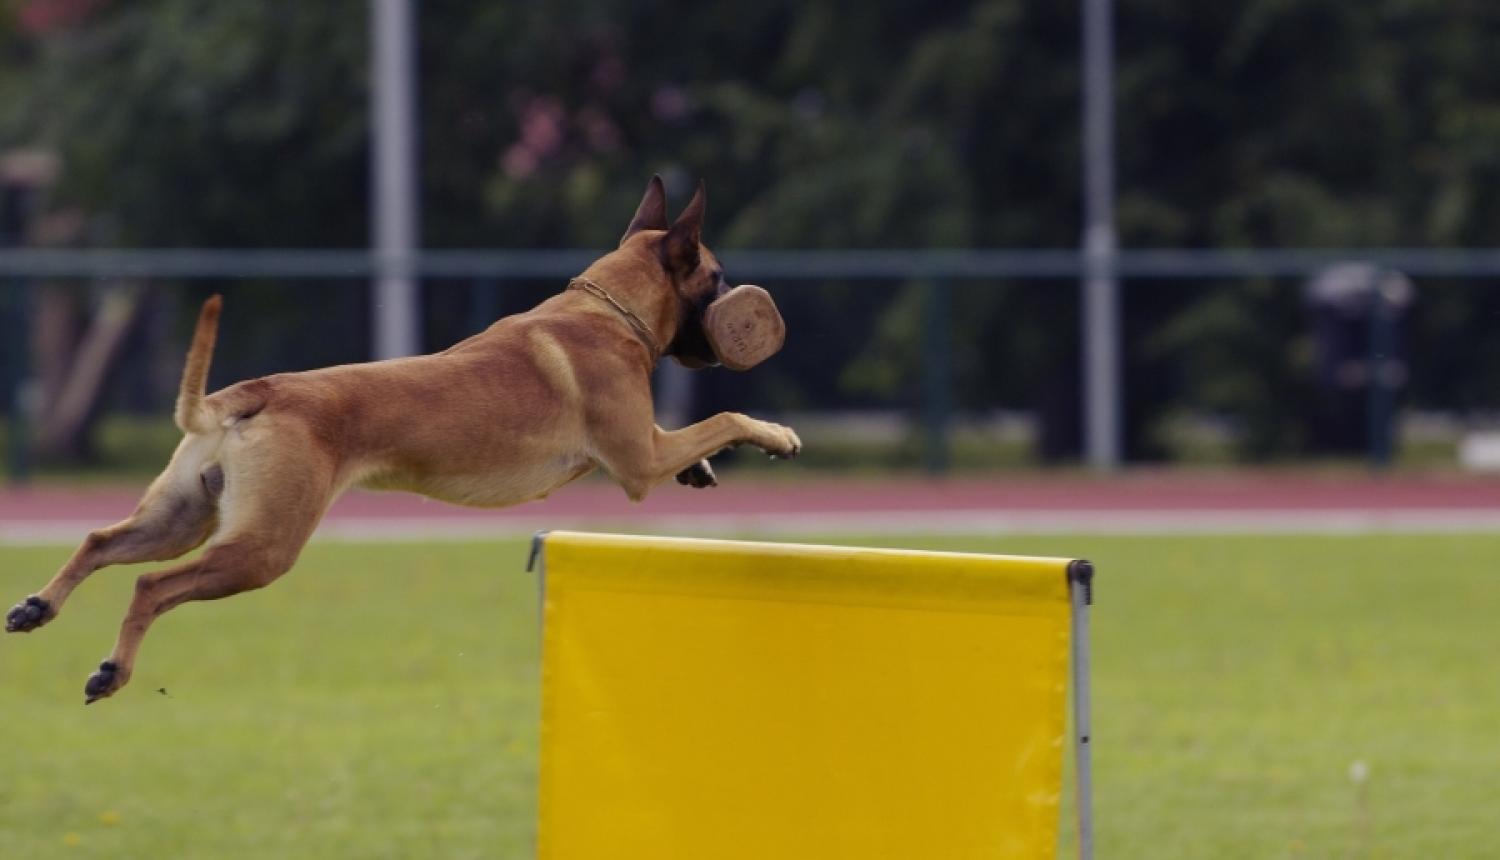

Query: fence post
left=469, top=276, right=499, bottom=336
left=1081, top=0, right=1122, bottom=471
left=371, top=0, right=421, bottom=359
left=1, top=283, right=32, bottom=485
left=1366, top=270, right=1402, bottom=470
left=1, top=163, right=41, bottom=486
left=922, top=280, right=952, bottom=474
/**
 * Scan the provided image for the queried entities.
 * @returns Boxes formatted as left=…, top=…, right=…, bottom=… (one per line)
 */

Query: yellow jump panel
left=537, top=531, right=1074, bottom=860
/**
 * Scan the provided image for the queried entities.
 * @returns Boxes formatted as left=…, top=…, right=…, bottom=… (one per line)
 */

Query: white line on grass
left=5, top=508, right=1500, bottom=545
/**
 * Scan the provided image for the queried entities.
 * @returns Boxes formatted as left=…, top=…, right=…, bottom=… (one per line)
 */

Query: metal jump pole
left=371, top=0, right=421, bottom=359
left=1082, top=0, right=1121, bottom=470
left=1069, top=559, right=1096, bottom=860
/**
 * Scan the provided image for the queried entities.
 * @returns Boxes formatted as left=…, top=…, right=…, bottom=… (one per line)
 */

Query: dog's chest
left=359, top=454, right=594, bottom=508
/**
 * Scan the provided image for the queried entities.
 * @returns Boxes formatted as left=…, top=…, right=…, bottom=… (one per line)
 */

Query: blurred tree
left=417, top=0, right=1085, bottom=449
left=5, top=0, right=367, bottom=246
left=1115, top=0, right=1500, bottom=458
left=4, top=0, right=1500, bottom=463
left=0, top=1, right=371, bottom=462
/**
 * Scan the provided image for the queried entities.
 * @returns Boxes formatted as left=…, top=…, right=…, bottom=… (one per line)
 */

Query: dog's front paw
left=675, top=460, right=717, bottom=488
left=5, top=596, right=54, bottom=633
left=763, top=424, right=802, bottom=460
left=84, top=660, right=129, bottom=705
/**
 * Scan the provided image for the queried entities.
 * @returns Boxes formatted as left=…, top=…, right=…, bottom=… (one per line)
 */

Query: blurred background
left=6, top=6, right=1500, bottom=859
left=5, top=0, right=1500, bottom=483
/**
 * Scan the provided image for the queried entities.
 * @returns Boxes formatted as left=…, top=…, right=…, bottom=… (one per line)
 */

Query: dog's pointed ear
left=621, top=175, right=668, bottom=246
left=662, top=180, right=705, bottom=273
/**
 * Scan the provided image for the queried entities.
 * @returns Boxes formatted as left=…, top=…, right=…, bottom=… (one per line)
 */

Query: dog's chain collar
left=567, top=276, right=662, bottom=358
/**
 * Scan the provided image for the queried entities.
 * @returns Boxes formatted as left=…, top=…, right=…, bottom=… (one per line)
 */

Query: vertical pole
left=921, top=280, right=952, bottom=474
left=1, top=282, right=32, bottom=485
left=527, top=531, right=549, bottom=634
left=1, top=173, right=36, bottom=485
left=470, top=276, right=500, bottom=337
left=1367, top=273, right=1395, bottom=470
left=654, top=362, right=695, bottom=431
left=1082, top=0, right=1121, bottom=470
left=371, top=0, right=421, bottom=359
left=1068, top=560, right=1096, bottom=860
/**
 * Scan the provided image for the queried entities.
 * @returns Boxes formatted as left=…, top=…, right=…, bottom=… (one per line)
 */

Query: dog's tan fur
left=6, top=178, right=800, bottom=702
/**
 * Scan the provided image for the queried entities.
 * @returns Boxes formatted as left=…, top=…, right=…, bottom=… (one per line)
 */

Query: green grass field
left=2, top=533, right=1496, bottom=858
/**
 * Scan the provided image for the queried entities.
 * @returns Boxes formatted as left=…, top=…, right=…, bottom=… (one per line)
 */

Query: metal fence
left=4, top=245, right=1497, bottom=483
left=7, top=247, right=1500, bottom=280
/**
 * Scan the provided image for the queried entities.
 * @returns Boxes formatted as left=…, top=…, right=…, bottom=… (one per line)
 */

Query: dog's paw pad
left=84, top=661, right=123, bottom=704
left=675, top=461, right=717, bottom=489
left=5, top=596, right=53, bottom=633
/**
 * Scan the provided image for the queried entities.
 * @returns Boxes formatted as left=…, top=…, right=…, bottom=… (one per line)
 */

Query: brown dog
left=6, top=177, right=801, bottom=703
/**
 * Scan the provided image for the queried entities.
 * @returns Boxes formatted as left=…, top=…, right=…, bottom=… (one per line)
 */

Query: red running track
left=4, top=472, right=1500, bottom=540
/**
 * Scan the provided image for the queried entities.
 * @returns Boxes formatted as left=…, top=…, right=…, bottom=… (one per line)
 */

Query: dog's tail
left=174, top=294, right=222, bottom=434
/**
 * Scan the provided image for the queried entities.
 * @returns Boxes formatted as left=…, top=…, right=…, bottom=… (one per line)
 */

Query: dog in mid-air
left=6, top=177, right=800, bottom=703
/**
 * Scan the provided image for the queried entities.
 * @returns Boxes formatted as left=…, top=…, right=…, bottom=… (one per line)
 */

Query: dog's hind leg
left=81, top=423, right=338, bottom=703
left=81, top=533, right=300, bottom=703
left=81, top=429, right=337, bottom=705
left=5, top=445, right=222, bottom=634
left=11, top=294, right=239, bottom=631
